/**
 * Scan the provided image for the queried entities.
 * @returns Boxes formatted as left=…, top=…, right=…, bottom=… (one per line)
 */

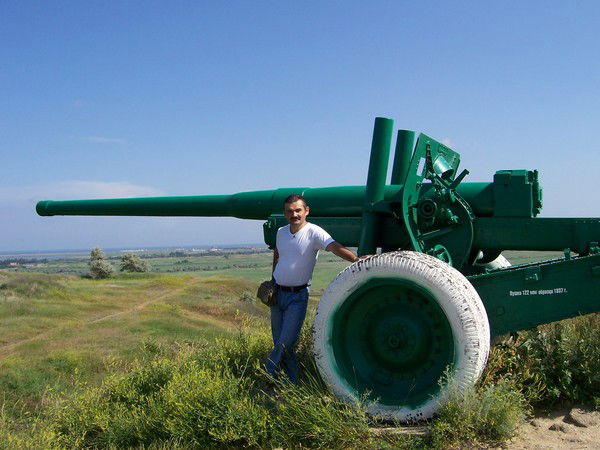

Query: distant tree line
left=166, top=249, right=270, bottom=258
left=163, top=262, right=266, bottom=273
left=0, top=258, right=48, bottom=268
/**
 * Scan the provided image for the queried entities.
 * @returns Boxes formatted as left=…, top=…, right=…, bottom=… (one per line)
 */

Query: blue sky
left=2, top=1, right=599, bottom=252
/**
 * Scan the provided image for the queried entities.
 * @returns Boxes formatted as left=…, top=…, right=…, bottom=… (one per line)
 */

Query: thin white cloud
left=441, top=138, right=454, bottom=148
left=78, top=136, right=127, bottom=144
left=0, top=181, right=167, bottom=204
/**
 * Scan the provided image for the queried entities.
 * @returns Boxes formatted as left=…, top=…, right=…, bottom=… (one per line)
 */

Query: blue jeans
left=266, top=287, right=309, bottom=383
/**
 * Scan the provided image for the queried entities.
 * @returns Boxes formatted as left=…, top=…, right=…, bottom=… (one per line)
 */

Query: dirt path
left=0, top=285, right=186, bottom=358
left=508, top=407, right=600, bottom=449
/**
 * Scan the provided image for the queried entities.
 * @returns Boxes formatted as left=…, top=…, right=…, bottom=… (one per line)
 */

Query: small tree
left=89, top=247, right=114, bottom=279
left=90, top=247, right=106, bottom=261
left=120, top=253, right=149, bottom=273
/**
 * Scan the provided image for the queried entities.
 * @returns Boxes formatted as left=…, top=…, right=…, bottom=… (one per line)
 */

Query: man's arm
left=272, top=248, right=279, bottom=275
left=326, top=241, right=359, bottom=263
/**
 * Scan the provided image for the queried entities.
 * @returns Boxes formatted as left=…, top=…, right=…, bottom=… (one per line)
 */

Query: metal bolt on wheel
left=313, top=251, right=490, bottom=422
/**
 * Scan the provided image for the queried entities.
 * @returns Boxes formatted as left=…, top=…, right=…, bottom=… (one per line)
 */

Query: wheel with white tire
left=313, top=251, right=490, bottom=422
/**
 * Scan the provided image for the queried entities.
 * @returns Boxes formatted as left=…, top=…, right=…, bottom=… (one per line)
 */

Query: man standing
left=266, top=194, right=360, bottom=383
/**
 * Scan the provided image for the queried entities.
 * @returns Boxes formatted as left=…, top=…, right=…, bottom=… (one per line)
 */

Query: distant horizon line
left=0, top=243, right=268, bottom=258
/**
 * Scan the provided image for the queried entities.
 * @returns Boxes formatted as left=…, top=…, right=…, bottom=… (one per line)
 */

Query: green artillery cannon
left=37, top=117, right=600, bottom=421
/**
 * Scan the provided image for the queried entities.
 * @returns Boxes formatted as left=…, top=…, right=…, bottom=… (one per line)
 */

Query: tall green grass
left=430, top=378, right=528, bottom=447
left=0, top=329, right=376, bottom=449
left=483, top=313, right=600, bottom=409
left=0, top=271, right=255, bottom=431
left=426, top=314, right=600, bottom=446
left=1, top=268, right=599, bottom=448
left=0, top=320, right=532, bottom=449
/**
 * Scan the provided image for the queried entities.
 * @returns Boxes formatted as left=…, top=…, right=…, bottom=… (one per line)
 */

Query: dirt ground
left=507, top=406, right=600, bottom=449
left=374, top=407, right=600, bottom=448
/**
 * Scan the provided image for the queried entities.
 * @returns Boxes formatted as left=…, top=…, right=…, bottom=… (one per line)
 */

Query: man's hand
left=326, top=241, right=365, bottom=263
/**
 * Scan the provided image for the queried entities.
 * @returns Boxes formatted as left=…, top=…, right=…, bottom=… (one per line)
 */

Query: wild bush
left=483, top=314, right=600, bottom=408
left=89, top=259, right=114, bottom=279
left=0, top=273, right=68, bottom=298
left=270, top=375, right=373, bottom=448
left=120, top=253, right=149, bottom=272
left=160, top=362, right=270, bottom=447
left=0, top=404, right=56, bottom=449
left=197, top=329, right=272, bottom=378
left=238, top=291, right=254, bottom=302
left=430, top=379, right=528, bottom=447
left=89, top=247, right=106, bottom=261
left=37, top=329, right=376, bottom=449
left=88, top=247, right=114, bottom=279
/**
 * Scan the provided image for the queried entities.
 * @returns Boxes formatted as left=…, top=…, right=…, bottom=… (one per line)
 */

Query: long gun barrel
left=36, top=183, right=514, bottom=220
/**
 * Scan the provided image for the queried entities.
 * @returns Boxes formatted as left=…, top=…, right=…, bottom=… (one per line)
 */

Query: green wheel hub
left=329, top=277, right=456, bottom=408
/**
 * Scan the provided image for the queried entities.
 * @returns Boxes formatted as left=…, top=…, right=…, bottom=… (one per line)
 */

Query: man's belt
left=275, top=283, right=308, bottom=293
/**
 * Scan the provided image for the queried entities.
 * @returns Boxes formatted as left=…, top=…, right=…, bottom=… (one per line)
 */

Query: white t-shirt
left=273, top=222, right=335, bottom=287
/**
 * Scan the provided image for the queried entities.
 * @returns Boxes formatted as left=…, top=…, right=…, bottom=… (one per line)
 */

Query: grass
left=482, top=314, right=600, bottom=409
left=0, top=270, right=262, bottom=424
left=0, top=326, right=417, bottom=449
left=1, top=250, right=599, bottom=447
left=0, top=265, right=422, bottom=448
left=430, top=377, right=528, bottom=447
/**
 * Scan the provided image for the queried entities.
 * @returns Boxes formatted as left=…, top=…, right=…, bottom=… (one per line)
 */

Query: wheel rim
left=328, top=277, right=456, bottom=409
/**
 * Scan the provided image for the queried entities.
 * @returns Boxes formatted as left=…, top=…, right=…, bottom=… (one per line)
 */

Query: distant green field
left=0, top=250, right=346, bottom=411
left=1, top=248, right=276, bottom=275
left=0, top=248, right=349, bottom=302
left=0, top=272, right=252, bottom=403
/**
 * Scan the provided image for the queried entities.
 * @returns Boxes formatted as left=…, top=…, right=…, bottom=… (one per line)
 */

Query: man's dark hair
left=283, top=194, right=308, bottom=208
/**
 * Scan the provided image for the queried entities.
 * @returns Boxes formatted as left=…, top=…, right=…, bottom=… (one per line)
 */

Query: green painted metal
left=263, top=216, right=407, bottom=249
left=328, top=277, right=455, bottom=407
left=36, top=188, right=307, bottom=219
left=263, top=216, right=600, bottom=268
left=390, top=129, right=415, bottom=185
left=400, top=133, right=476, bottom=267
left=35, top=182, right=504, bottom=219
left=493, top=170, right=542, bottom=217
left=383, top=129, right=415, bottom=254
left=473, top=217, right=600, bottom=255
left=469, top=253, right=600, bottom=336
left=358, top=117, right=394, bottom=256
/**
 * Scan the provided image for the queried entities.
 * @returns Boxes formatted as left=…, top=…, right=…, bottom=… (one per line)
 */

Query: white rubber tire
left=313, top=251, right=490, bottom=422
